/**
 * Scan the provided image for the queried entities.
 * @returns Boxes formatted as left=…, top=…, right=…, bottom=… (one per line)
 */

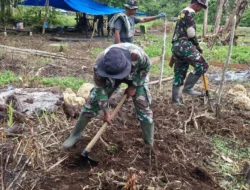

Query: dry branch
left=184, top=99, right=195, bottom=133
left=6, top=154, right=33, bottom=190
left=148, top=77, right=173, bottom=85
left=46, top=155, right=69, bottom=172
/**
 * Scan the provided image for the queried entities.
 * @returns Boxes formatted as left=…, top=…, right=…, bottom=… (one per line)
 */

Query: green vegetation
left=38, top=77, right=85, bottom=91
left=107, top=145, right=118, bottom=154
left=89, top=47, right=103, bottom=56
left=0, top=71, right=84, bottom=91
left=210, top=135, right=250, bottom=190
left=13, top=7, right=76, bottom=27
left=0, top=71, right=19, bottom=85
left=98, top=0, right=250, bottom=27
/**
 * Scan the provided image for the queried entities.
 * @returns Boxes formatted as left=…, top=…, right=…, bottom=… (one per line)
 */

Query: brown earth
left=1, top=33, right=250, bottom=190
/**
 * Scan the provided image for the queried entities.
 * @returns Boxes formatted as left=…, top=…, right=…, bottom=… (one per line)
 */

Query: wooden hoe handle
left=203, top=74, right=209, bottom=92
left=84, top=94, right=127, bottom=152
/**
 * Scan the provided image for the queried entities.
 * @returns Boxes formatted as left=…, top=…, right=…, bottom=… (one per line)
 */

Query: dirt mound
left=2, top=91, right=232, bottom=190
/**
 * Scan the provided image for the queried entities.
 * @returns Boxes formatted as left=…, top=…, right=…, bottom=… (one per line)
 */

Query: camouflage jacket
left=93, top=43, right=151, bottom=111
left=172, top=7, right=199, bottom=46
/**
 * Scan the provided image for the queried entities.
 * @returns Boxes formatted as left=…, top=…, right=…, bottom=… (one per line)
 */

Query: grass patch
left=39, top=77, right=85, bottom=91
left=0, top=71, right=19, bottom=86
left=0, top=71, right=85, bottom=91
left=209, top=135, right=250, bottom=190
left=89, top=47, right=103, bottom=56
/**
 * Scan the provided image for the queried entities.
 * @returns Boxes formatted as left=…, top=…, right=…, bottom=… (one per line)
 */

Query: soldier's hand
left=125, top=85, right=136, bottom=99
left=104, top=110, right=112, bottom=124
left=196, top=45, right=203, bottom=54
left=156, top=13, right=166, bottom=19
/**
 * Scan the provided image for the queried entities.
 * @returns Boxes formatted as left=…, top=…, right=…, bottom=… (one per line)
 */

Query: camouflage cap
left=124, top=0, right=138, bottom=9
left=197, top=0, right=207, bottom=9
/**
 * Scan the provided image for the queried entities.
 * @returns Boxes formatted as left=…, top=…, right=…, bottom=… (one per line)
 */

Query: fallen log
left=50, top=37, right=98, bottom=42
left=0, top=104, right=34, bottom=125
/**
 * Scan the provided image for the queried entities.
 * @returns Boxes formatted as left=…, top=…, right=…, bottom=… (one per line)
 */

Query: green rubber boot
left=140, top=122, right=154, bottom=146
left=182, top=73, right=202, bottom=96
left=63, top=113, right=90, bottom=149
left=172, top=85, right=185, bottom=106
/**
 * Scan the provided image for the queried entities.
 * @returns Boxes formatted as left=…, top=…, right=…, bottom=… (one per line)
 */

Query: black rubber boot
left=182, top=73, right=202, bottom=96
left=63, top=113, right=90, bottom=149
left=140, top=122, right=154, bottom=146
left=172, top=85, right=185, bottom=106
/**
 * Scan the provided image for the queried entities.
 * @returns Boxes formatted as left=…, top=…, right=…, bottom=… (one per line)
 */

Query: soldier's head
left=97, top=47, right=132, bottom=79
left=190, top=0, right=207, bottom=12
left=124, top=0, right=138, bottom=16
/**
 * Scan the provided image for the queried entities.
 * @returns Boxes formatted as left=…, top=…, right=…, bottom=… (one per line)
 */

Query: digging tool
left=81, top=94, right=127, bottom=163
left=203, top=74, right=214, bottom=112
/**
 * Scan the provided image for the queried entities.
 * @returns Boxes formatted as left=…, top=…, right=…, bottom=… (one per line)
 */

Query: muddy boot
left=63, top=113, right=90, bottom=149
left=182, top=73, right=202, bottom=96
left=172, top=85, right=185, bottom=106
left=140, top=122, right=154, bottom=146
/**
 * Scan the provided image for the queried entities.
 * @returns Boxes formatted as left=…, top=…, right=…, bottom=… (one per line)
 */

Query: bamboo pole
left=0, top=45, right=64, bottom=57
left=159, top=17, right=167, bottom=90
left=216, top=16, right=237, bottom=117
left=42, top=0, right=50, bottom=35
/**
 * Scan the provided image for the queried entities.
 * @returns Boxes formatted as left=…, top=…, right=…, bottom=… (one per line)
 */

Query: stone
left=77, top=83, right=94, bottom=99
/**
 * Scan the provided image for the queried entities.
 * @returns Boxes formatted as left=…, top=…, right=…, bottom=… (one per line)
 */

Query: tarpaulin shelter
left=19, top=0, right=147, bottom=15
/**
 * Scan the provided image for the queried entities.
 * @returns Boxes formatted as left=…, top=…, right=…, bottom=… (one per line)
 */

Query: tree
left=221, top=0, right=249, bottom=44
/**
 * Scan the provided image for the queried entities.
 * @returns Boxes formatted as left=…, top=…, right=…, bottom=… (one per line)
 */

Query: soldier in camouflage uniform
left=63, top=43, right=154, bottom=149
left=171, top=0, right=209, bottom=106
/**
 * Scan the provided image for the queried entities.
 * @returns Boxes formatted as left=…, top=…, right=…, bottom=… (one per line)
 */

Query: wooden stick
left=216, top=16, right=237, bottom=116
left=84, top=94, right=127, bottom=153
left=148, top=77, right=172, bottom=85
left=159, top=18, right=167, bottom=90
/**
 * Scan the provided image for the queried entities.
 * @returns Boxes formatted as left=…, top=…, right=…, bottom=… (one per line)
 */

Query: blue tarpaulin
left=19, top=0, right=146, bottom=15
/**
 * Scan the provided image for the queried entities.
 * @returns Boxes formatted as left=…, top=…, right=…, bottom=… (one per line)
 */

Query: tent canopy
left=19, top=0, right=146, bottom=15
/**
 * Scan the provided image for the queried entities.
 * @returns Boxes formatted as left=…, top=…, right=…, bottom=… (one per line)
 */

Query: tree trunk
left=203, top=0, right=208, bottom=36
left=42, top=0, right=50, bottom=35
left=212, top=0, right=226, bottom=34
left=221, top=0, right=249, bottom=45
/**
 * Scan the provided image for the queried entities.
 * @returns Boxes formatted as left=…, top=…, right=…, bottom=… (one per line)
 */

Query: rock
left=233, top=95, right=250, bottom=111
left=77, top=83, right=94, bottom=99
left=63, top=88, right=85, bottom=106
left=228, top=84, right=247, bottom=96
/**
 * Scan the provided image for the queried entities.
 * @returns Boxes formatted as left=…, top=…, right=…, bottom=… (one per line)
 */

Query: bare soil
left=1, top=33, right=250, bottom=190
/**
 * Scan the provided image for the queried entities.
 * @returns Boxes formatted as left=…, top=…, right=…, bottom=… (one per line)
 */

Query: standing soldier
left=63, top=43, right=154, bottom=149
left=171, top=0, right=209, bottom=106
left=108, top=0, right=166, bottom=43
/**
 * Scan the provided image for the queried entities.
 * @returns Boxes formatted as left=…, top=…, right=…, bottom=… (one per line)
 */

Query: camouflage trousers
left=82, top=84, right=153, bottom=124
left=172, top=40, right=209, bottom=87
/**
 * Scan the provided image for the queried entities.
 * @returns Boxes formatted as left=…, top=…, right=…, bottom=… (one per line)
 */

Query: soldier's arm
left=114, top=18, right=122, bottom=44
left=93, top=53, right=109, bottom=111
left=185, top=11, right=199, bottom=46
left=131, top=51, right=152, bottom=86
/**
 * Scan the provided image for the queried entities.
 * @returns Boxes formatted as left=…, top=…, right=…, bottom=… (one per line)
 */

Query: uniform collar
left=183, top=7, right=195, bottom=14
